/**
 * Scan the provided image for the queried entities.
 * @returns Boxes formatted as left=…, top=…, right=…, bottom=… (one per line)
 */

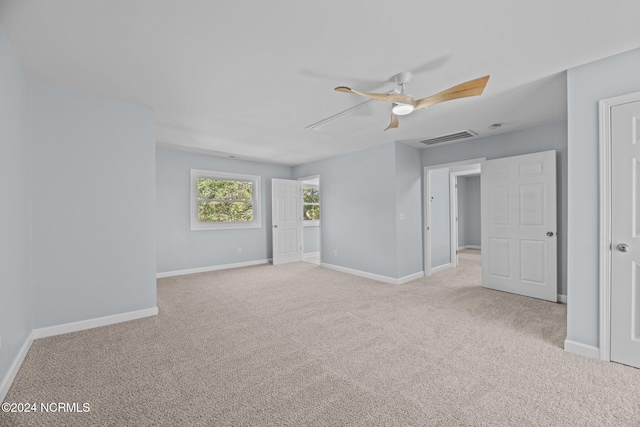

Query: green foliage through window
left=303, top=187, right=319, bottom=203
left=197, top=178, right=253, bottom=223
left=303, top=186, right=320, bottom=221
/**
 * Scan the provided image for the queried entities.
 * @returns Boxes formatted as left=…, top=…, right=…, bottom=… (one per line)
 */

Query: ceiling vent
left=419, top=130, right=477, bottom=146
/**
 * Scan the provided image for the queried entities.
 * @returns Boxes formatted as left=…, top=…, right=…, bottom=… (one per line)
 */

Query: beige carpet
left=2, top=251, right=640, bottom=426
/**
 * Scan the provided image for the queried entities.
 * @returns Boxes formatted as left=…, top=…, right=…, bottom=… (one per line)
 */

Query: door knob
left=617, top=243, right=630, bottom=252
left=273, top=225, right=278, bottom=228
left=546, top=231, right=554, bottom=237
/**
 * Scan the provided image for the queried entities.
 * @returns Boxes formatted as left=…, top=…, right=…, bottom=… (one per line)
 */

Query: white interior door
left=611, top=99, right=640, bottom=368
left=481, top=150, right=557, bottom=302
left=451, top=174, right=460, bottom=267
left=272, top=179, right=303, bottom=265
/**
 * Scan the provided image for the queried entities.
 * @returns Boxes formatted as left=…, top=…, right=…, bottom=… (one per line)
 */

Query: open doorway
left=449, top=169, right=481, bottom=285
left=298, top=175, right=320, bottom=265
left=424, top=158, right=484, bottom=276
left=450, top=168, right=481, bottom=268
left=424, top=151, right=559, bottom=303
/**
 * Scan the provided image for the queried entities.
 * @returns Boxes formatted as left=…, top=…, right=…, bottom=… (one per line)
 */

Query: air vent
left=419, top=130, right=477, bottom=146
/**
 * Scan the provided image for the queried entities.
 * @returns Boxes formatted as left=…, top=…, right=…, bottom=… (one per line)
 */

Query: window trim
left=302, top=184, right=320, bottom=227
left=190, top=169, right=261, bottom=231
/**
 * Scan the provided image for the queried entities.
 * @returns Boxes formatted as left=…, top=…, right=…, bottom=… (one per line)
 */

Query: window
left=190, top=169, right=261, bottom=230
left=303, top=185, right=320, bottom=226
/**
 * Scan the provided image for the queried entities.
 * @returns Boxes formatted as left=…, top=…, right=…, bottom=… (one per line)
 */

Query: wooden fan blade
left=413, top=75, right=490, bottom=110
left=384, top=113, right=399, bottom=131
left=335, top=86, right=414, bottom=105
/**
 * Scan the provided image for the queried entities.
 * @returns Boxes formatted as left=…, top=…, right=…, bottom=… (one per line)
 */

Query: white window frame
left=302, top=184, right=320, bottom=227
left=190, top=169, right=261, bottom=231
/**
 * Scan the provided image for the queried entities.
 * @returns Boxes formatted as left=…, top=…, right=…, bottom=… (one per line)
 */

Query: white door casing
left=481, top=150, right=558, bottom=302
left=610, top=99, right=640, bottom=368
left=272, top=179, right=303, bottom=265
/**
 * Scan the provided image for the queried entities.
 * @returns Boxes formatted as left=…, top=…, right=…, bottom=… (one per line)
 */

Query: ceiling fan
left=334, top=73, right=490, bottom=131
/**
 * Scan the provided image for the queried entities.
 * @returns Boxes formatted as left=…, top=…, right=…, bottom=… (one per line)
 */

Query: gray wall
left=30, top=83, right=157, bottom=328
left=422, top=121, right=568, bottom=295
left=458, top=176, right=481, bottom=247
left=394, top=143, right=423, bottom=278
left=566, top=47, right=640, bottom=348
left=292, top=143, right=400, bottom=278
left=0, top=25, right=32, bottom=388
left=156, top=148, right=291, bottom=273
left=292, top=142, right=423, bottom=279
left=304, top=226, right=320, bottom=253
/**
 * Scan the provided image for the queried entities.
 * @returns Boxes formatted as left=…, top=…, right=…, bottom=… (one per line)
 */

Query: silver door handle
left=547, top=231, right=554, bottom=237
left=617, top=243, right=630, bottom=252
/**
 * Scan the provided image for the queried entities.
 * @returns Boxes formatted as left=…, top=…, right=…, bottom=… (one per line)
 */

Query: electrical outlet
left=333, top=249, right=338, bottom=257
left=237, top=248, right=242, bottom=254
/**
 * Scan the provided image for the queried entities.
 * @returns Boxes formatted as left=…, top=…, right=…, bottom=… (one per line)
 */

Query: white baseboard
left=458, top=245, right=481, bottom=250
left=557, top=294, right=567, bottom=304
left=320, top=262, right=423, bottom=285
left=397, top=271, right=425, bottom=285
left=157, top=259, right=271, bottom=278
left=430, top=263, right=452, bottom=274
left=564, top=339, right=600, bottom=360
left=32, top=307, right=158, bottom=340
left=2, top=307, right=158, bottom=402
left=0, top=332, right=34, bottom=403
left=303, top=252, right=320, bottom=263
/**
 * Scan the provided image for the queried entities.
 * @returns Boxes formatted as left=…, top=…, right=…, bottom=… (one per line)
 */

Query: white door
left=611, top=100, right=640, bottom=368
left=272, top=179, right=303, bottom=265
left=481, top=150, right=557, bottom=302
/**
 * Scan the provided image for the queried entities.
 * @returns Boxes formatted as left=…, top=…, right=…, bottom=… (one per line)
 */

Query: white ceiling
left=1, top=1, right=639, bottom=165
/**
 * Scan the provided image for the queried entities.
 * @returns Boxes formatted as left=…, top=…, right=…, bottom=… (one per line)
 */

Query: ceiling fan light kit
left=334, top=74, right=490, bottom=131
left=391, top=102, right=414, bottom=116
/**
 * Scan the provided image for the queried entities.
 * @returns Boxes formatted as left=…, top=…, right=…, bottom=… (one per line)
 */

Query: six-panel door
left=481, top=150, right=558, bottom=302
left=611, top=100, right=640, bottom=368
left=272, top=179, right=303, bottom=265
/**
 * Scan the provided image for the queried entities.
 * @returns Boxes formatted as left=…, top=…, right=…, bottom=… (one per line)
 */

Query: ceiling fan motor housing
left=394, top=71, right=412, bottom=86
